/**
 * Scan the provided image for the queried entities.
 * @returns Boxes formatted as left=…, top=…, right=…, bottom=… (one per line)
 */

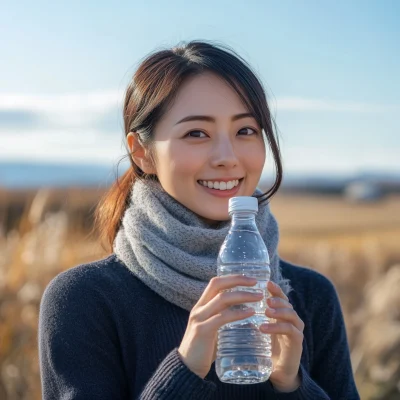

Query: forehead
left=163, top=72, right=248, bottom=122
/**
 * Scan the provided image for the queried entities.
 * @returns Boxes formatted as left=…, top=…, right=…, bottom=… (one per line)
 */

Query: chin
left=196, top=210, right=230, bottom=224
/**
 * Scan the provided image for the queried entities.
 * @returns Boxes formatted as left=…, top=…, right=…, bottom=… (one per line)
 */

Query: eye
left=238, top=127, right=258, bottom=136
left=185, top=130, right=208, bottom=138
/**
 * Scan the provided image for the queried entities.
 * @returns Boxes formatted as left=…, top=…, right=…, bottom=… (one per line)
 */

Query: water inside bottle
left=216, top=263, right=273, bottom=384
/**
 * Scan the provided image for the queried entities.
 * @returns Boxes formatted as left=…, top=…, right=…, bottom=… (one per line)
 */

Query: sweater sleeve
left=270, top=363, right=331, bottom=399
left=39, top=269, right=216, bottom=400
left=270, top=274, right=360, bottom=400
left=139, top=348, right=216, bottom=399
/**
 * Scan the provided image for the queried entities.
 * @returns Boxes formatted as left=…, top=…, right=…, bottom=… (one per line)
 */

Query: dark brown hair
left=95, top=40, right=283, bottom=253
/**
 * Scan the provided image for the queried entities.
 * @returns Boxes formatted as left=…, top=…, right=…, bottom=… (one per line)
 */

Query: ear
left=127, top=132, right=156, bottom=174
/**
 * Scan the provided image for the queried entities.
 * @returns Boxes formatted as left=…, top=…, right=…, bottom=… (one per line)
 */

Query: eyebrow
left=174, top=112, right=256, bottom=125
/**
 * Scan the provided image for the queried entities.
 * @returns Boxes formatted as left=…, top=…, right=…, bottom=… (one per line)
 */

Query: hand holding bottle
left=178, top=274, right=261, bottom=379
left=261, top=280, right=304, bottom=392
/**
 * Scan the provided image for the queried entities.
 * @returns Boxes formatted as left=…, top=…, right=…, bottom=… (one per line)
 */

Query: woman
left=38, top=40, right=360, bottom=399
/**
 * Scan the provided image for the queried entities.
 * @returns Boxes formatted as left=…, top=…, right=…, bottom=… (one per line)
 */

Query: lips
left=197, top=178, right=243, bottom=197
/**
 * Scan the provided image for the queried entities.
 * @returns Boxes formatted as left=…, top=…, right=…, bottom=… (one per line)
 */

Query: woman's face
left=135, top=72, right=266, bottom=223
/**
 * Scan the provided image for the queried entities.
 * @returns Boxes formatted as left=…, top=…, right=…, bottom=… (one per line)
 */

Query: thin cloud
left=0, top=90, right=124, bottom=129
left=276, top=97, right=400, bottom=112
left=1, top=92, right=398, bottom=131
left=0, top=129, right=124, bottom=164
left=0, top=91, right=123, bottom=112
left=1, top=92, right=399, bottom=116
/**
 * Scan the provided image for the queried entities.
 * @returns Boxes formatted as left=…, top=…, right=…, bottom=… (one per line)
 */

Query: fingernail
left=261, top=324, right=270, bottom=331
left=268, top=297, right=276, bottom=305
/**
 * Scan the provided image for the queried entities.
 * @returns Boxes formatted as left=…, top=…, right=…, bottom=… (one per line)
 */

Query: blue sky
left=1, top=0, right=399, bottom=175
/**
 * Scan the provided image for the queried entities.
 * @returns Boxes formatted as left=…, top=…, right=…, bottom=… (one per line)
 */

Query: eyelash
left=185, top=127, right=258, bottom=138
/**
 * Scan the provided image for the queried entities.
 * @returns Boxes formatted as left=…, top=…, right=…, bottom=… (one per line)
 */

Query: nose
left=209, top=136, right=239, bottom=169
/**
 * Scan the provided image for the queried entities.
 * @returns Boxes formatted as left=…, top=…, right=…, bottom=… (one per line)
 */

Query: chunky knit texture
left=39, top=255, right=360, bottom=399
left=114, top=179, right=291, bottom=311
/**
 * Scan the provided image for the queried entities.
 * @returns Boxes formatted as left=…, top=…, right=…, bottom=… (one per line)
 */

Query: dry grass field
left=0, top=187, right=399, bottom=399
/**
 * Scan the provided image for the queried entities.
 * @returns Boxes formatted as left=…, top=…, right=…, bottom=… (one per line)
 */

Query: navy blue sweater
left=38, top=255, right=360, bottom=399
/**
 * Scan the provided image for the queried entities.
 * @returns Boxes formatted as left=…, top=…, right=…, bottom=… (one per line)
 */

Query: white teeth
left=199, top=179, right=241, bottom=190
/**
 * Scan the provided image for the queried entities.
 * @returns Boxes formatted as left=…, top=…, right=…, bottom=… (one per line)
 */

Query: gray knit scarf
left=113, top=178, right=292, bottom=311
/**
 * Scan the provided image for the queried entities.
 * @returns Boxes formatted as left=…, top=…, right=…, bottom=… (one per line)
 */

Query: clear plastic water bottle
left=215, top=196, right=272, bottom=384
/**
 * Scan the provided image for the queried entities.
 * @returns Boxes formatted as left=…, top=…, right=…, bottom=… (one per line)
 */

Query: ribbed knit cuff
left=272, top=364, right=329, bottom=399
left=140, top=348, right=216, bottom=400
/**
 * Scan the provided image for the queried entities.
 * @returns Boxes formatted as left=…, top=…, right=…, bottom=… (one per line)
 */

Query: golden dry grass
left=0, top=188, right=399, bottom=399
left=270, top=193, right=400, bottom=399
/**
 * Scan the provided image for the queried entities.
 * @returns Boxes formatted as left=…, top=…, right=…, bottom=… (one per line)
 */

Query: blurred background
left=1, top=1, right=399, bottom=399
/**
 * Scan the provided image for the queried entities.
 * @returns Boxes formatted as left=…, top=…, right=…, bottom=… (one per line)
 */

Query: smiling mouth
left=197, top=178, right=244, bottom=192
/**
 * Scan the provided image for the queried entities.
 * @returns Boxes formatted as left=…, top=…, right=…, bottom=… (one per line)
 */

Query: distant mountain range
left=0, top=162, right=399, bottom=193
left=260, top=170, right=400, bottom=195
left=0, top=162, right=117, bottom=188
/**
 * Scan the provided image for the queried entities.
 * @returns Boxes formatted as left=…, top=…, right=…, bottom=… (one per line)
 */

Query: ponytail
left=94, top=167, right=135, bottom=253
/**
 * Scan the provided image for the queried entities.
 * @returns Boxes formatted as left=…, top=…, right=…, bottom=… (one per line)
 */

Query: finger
left=267, top=281, right=289, bottom=301
left=203, top=306, right=256, bottom=332
left=265, top=307, right=305, bottom=332
left=197, top=275, right=257, bottom=307
left=196, top=290, right=263, bottom=321
left=266, top=296, right=293, bottom=309
left=260, top=322, right=304, bottom=341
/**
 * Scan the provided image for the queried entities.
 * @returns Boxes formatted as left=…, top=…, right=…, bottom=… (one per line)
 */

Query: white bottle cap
left=228, top=196, right=258, bottom=214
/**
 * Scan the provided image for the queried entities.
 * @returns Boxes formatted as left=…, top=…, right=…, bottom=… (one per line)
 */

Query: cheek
left=239, top=142, right=266, bottom=170
left=155, top=141, right=201, bottom=180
